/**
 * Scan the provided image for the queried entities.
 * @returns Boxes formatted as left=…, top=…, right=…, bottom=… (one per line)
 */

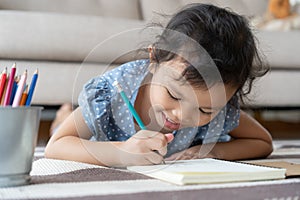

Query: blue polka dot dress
left=78, top=59, right=240, bottom=157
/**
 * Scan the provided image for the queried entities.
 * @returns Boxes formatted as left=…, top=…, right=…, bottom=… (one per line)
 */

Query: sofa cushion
left=140, top=0, right=268, bottom=22
left=0, top=11, right=156, bottom=63
left=257, top=31, right=300, bottom=69
left=0, top=0, right=141, bottom=19
left=247, top=70, right=300, bottom=107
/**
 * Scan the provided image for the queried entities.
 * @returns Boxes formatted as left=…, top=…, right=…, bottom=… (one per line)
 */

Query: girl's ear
left=148, top=45, right=157, bottom=63
left=148, top=45, right=158, bottom=74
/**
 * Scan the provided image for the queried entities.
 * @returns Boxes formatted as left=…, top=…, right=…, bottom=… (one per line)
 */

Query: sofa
left=0, top=0, right=299, bottom=109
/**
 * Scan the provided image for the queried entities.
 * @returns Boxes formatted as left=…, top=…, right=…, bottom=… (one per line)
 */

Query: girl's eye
left=167, top=89, right=181, bottom=101
left=199, top=108, right=213, bottom=115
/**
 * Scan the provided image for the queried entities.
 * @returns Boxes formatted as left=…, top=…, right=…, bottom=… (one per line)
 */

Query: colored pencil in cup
left=0, top=68, right=7, bottom=101
left=20, top=85, right=28, bottom=106
left=25, top=69, right=38, bottom=106
left=9, top=76, right=19, bottom=105
left=12, top=70, right=27, bottom=107
left=3, top=63, right=16, bottom=106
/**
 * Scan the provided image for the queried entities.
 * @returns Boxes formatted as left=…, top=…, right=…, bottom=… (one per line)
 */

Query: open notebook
left=127, top=158, right=286, bottom=185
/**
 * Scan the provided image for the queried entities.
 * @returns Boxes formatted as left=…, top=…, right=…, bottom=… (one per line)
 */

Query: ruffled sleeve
left=78, top=76, right=114, bottom=140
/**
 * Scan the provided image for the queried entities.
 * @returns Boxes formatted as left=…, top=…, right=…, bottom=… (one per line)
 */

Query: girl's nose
left=171, top=108, right=182, bottom=123
left=172, top=104, right=200, bottom=126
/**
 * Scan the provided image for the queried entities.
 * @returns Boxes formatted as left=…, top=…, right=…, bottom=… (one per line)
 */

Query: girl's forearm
left=208, top=110, right=274, bottom=161
left=45, top=136, right=123, bottom=166
left=210, top=138, right=273, bottom=160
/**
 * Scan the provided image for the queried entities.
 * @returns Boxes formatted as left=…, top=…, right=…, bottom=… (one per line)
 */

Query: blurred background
left=0, top=0, right=299, bottom=145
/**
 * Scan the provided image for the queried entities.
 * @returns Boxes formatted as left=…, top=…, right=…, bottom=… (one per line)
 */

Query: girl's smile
left=162, top=112, right=181, bottom=131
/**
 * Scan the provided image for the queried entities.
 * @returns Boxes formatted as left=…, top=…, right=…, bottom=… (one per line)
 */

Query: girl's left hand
left=165, top=145, right=216, bottom=161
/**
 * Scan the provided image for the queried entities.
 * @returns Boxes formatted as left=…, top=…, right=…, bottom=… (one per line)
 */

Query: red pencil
left=0, top=68, right=7, bottom=102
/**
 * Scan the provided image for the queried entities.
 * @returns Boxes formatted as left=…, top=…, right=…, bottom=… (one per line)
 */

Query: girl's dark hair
left=151, top=3, right=269, bottom=103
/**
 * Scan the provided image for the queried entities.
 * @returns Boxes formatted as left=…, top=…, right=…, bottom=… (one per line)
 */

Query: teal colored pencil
left=113, top=81, right=146, bottom=130
left=25, top=69, right=38, bottom=106
left=113, top=81, right=166, bottom=164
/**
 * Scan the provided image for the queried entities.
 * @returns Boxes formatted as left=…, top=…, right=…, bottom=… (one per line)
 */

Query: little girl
left=45, top=4, right=273, bottom=167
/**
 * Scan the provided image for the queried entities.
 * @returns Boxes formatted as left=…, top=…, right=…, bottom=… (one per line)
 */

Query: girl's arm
left=208, top=110, right=273, bottom=160
left=166, top=110, right=273, bottom=161
left=45, top=107, right=121, bottom=166
left=45, top=107, right=173, bottom=167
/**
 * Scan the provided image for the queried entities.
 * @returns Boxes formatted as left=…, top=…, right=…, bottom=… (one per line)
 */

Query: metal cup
left=0, top=106, right=43, bottom=187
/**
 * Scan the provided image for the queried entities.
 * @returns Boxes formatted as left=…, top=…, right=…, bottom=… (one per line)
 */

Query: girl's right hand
left=117, top=130, right=174, bottom=166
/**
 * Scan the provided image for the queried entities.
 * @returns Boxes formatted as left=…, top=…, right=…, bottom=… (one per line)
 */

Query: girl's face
left=138, top=59, right=237, bottom=134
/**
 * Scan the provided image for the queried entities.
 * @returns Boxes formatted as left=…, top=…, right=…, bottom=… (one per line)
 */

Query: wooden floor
left=38, top=120, right=52, bottom=146
left=257, top=119, right=300, bottom=139
left=253, top=110, right=300, bottom=140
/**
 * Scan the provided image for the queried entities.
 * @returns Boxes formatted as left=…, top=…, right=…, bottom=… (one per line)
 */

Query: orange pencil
left=0, top=68, right=7, bottom=101
left=20, top=85, right=28, bottom=106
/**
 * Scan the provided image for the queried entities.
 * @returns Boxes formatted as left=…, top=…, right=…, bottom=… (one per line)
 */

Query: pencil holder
left=0, top=106, right=43, bottom=187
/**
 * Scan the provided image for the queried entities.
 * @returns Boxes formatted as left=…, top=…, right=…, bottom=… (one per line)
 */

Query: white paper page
left=128, top=158, right=281, bottom=173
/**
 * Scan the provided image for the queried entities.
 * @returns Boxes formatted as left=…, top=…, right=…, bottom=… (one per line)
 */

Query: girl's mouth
left=162, top=112, right=181, bottom=131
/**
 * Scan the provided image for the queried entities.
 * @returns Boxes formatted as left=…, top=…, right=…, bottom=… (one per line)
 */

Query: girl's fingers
left=157, top=147, right=167, bottom=156
left=125, top=131, right=175, bottom=165
left=165, top=133, right=174, bottom=143
left=156, top=133, right=174, bottom=156
left=146, top=151, right=165, bottom=165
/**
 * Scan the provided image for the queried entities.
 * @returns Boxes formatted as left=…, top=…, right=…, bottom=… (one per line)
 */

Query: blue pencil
left=9, top=79, right=18, bottom=105
left=113, top=81, right=146, bottom=130
left=25, top=69, right=38, bottom=106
